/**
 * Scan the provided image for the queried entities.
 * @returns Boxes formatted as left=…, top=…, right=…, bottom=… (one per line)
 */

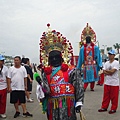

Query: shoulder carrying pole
left=80, top=110, right=86, bottom=120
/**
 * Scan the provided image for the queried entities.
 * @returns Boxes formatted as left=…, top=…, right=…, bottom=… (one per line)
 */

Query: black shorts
left=10, top=90, right=26, bottom=104
left=27, top=79, right=32, bottom=92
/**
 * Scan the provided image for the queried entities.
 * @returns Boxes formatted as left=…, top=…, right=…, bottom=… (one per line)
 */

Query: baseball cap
left=0, top=55, right=5, bottom=60
left=108, top=50, right=116, bottom=55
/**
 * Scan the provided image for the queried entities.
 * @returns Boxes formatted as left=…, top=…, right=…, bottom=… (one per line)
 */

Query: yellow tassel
left=40, top=102, right=42, bottom=105
left=42, top=111, right=45, bottom=114
left=54, top=99, right=56, bottom=109
left=56, top=99, right=58, bottom=108
left=54, top=99, right=56, bottom=108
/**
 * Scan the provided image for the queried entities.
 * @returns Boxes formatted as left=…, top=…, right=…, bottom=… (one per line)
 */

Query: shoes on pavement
left=31, top=98, right=34, bottom=100
left=23, top=112, right=33, bottom=117
left=91, top=89, right=94, bottom=91
left=98, top=108, right=107, bottom=112
left=27, top=98, right=34, bottom=102
left=0, top=114, right=7, bottom=118
left=109, top=110, right=116, bottom=114
left=96, top=84, right=103, bottom=86
left=14, top=112, right=20, bottom=118
left=96, top=83, right=100, bottom=85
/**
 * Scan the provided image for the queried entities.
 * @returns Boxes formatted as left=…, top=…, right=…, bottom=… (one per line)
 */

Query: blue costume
left=77, top=43, right=102, bottom=83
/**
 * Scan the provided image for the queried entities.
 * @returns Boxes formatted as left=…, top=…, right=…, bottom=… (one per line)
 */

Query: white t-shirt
left=0, top=65, right=8, bottom=90
left=103, top=60, right=119, bottom=86
left=8, top=66, right=27, bottom=91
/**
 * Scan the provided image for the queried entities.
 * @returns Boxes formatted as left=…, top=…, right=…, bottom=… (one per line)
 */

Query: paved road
left=1, top=72, right=120, bottom=120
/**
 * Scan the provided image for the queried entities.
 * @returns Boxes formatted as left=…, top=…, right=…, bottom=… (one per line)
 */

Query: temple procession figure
left=77, top=23, right=102, bottom=91
left=35, top=24, right=84, bottom=120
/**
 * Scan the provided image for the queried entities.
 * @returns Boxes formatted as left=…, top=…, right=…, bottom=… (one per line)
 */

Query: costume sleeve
left=95, top=46, right=102, bottom=68
left=35, top=72, right=49, bottom=113
left=77, top=47, right=84, bottom=70
left=41, top=73, right=51, bottom=94
left=69, top=69, right=84, bottom=106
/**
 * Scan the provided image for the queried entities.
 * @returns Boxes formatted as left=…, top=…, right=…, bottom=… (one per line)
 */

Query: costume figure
left=77, top=23, right=102, bottom=91
left=35, top=24, right=84, bottom=120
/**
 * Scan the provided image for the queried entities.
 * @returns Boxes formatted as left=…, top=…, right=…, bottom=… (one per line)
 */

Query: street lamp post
left=102, top=45, right=107, bottom=54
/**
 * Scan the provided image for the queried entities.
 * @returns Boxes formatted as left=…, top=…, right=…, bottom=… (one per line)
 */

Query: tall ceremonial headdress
left=39, top=24, right=73, bottom=66
left=80, top=23, right=96, bottom=45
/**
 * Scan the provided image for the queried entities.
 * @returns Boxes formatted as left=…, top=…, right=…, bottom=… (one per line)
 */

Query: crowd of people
left=0, top=55, right=33, bottom=118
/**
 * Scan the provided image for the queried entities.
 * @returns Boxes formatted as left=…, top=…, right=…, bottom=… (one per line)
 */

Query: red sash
left=84, top=43, right=97, bottom=79
left=46, top=66, right=75, bottom=97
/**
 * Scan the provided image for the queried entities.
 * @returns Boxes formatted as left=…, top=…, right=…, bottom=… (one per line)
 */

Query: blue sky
left=0, top=0, right=120, bottom=63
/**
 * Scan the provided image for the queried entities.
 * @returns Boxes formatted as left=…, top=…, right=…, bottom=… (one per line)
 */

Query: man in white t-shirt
left=0, top=55, right=8, bottom=118
left=98, top=50, right=119, bottom=114
left=7, top=56, right=33, bottom=118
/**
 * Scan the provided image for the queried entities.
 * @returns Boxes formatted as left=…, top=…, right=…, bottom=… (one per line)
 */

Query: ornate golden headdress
left=39, top=24, right=73, bottom=66
left=81, top=23, right=96, bottom=44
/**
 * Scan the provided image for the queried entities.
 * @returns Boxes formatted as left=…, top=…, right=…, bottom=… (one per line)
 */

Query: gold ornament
left=39, top=24, right=73, bottom=66
left=81, top=23, right=96, bottom=44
